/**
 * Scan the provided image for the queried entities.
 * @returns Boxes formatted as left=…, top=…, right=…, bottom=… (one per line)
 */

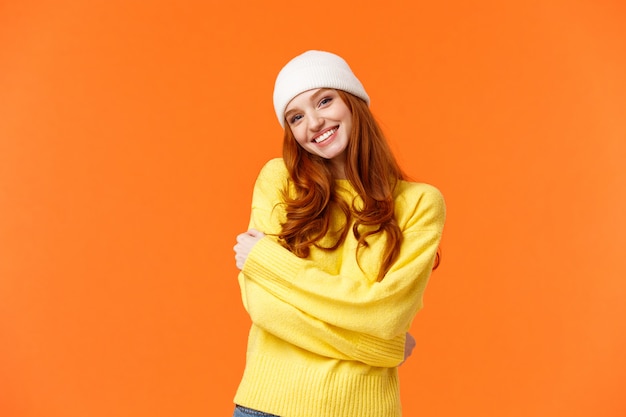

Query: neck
left=330, top=161, right=346, bottom=179
left=329, top=155, right=347, bottom=179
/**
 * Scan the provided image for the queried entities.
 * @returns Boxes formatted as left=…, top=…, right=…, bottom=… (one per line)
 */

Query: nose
left=307, top=112, right=324, bottom=132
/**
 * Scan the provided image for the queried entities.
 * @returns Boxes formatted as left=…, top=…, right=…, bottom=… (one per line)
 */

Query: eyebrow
left=284, top=88, right=334, bottom=120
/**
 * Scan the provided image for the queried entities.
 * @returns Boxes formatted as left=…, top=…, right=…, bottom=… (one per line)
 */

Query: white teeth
left=314, top=128, right=337, bottom=143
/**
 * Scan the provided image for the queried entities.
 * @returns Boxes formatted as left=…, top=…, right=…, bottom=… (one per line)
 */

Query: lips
left=313, top=127, right=338, bottom=144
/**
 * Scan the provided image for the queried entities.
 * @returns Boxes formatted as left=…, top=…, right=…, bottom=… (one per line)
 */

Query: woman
left=232, top=50, right=445, bottom=417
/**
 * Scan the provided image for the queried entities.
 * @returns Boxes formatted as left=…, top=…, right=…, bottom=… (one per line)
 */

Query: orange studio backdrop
left=1, top=1, right=625, bottom=416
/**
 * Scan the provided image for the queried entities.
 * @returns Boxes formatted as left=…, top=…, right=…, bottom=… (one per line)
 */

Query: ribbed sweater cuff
left=356, top=333, right=405, bottom=367
left=243, top=237, right=303, bottom=299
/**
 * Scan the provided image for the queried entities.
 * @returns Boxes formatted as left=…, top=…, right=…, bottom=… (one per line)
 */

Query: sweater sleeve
left=242, top=158, right=445, bottom=339
left=238, top=159, right=406, bottom=365
left=243, top=159, right=445, bottom=339
left=239, top=272, right=406, bottom=367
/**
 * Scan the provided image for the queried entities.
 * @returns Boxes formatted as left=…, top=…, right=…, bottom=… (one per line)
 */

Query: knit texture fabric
left=234, top=158, right=446, bottom=417
left=273, top=50, right=370, bottom=127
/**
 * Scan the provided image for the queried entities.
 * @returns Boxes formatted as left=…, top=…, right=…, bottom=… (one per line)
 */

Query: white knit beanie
left=273, top=50, right=370, bottom=127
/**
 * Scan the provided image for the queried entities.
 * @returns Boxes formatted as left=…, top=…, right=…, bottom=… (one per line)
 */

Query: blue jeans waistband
left=234, top=405, right=280, bottom=417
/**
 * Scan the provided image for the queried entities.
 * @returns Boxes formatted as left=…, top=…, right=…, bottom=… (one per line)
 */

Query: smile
left=313, top=128, right=338, bottom=144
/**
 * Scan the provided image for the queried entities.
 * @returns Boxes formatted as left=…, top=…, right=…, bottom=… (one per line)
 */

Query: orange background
left=1, top=1, right=625, bottom=416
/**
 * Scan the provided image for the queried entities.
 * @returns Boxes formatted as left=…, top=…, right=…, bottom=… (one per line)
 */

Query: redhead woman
left=232, top=50, right=445, bottom=417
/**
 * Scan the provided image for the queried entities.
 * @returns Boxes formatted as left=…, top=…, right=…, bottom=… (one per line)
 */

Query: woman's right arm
left=240, top=273, right=407, bottom=367
left=243, top=185, right=445, bottom=340
left=236, top=159, right=407, bottom=366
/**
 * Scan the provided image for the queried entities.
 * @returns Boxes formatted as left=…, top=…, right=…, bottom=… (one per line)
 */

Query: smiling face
left=284, top=88, right=353, bottom=177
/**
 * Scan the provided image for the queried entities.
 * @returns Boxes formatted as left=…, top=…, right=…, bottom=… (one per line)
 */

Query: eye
left=319, top=97, right=333, bottom=107
left=289, top=114, right=303, bottom=124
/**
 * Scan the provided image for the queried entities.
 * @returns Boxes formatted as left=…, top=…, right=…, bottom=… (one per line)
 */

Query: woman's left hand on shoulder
left=234, top=229, right=266, bottom=270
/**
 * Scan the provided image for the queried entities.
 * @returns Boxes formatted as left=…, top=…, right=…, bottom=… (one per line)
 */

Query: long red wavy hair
left=278, top=90, right=414, bottom=281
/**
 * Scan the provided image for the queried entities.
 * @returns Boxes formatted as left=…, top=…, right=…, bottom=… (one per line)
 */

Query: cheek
left=338, top=107, right=352, bottom=129
left=342, top=116, right=353, bottom=136
left=292, top=127, right=308, bottom=146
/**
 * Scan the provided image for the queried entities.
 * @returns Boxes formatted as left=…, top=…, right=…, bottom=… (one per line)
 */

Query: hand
left=399, top=332, right=416, bottom=366
left=234, top=229, right=265, bottom=270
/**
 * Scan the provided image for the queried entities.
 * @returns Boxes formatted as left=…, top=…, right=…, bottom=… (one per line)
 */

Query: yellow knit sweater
left=234, top=158, right=446, bottom=417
